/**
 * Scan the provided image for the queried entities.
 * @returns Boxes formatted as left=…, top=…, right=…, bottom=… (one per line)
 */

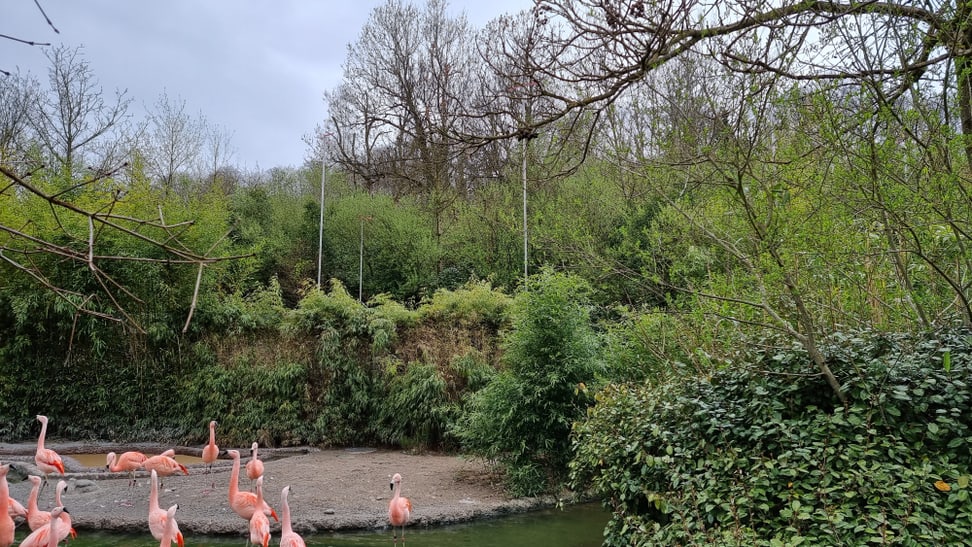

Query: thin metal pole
left=358, top=217, right=365, bottom=302
left=317, top=160, right=325, bottom=288
left=522, top=136, right=528, bottom=290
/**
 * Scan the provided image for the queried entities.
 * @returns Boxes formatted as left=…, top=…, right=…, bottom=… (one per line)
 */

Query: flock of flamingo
left=0, top=416, right=414, bottom=547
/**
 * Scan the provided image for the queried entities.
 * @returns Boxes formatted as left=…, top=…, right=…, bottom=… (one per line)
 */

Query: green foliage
left=286, top=279, right=369, bottom=335
left=571, top=329, right=972, bottom=545
left=196, top=276, right=288, bottom=334
left=321, top=189, right=440, bottom=301
left=602, top=306, right=695, bottom=383
left=180, top=359, right=310, bottom=447
left=454, top=269, right=603, bottom=496
left=417, top=279, right=512, bottom=328
left=377, top=361, right=454, bottom=449
left=442, top=184, right=523, bottom=291
left=226, top=185, right=308, bottom=303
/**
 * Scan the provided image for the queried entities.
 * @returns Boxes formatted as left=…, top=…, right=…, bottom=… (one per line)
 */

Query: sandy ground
left=0, top=443, right=560, bottom=538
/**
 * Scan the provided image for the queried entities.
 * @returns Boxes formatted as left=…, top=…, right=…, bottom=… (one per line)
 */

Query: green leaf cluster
left=454, top=270, right=604, bottom=496
left=571, top=329, right=972, bottom=545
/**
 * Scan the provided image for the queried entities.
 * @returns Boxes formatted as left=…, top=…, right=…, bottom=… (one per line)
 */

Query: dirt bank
left=0, top=443, right=560, bottom=538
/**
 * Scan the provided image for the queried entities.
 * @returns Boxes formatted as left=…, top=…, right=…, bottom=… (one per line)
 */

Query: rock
left=70, top=478, right=99, bottom=493
left=7, top=461, right=40, bottom=482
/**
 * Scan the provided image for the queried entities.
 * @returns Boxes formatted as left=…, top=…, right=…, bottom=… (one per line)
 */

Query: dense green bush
left=571, top=329, right=972, bottom=545
left=417, top=279, right=512, bottom=328
left=180, top=359, right=310, bottom=447
left=377, top=361, right=453, bottom=449
left=454, top=270, right=604, bottom=496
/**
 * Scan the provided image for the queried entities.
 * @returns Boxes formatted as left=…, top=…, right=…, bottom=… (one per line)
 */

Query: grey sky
left=1, top=1, right=532, bottom=170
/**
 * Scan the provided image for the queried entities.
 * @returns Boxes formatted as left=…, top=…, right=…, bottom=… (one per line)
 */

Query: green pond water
left=14, top=502, right=608, bottom=546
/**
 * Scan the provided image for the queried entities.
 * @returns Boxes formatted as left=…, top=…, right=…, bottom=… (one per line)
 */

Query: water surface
left=16, top=502, right=607, bottom=546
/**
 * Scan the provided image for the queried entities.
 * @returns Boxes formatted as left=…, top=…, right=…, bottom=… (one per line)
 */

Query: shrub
left=418, top=279, right=512, bottom=328
left=454, top=269, right=603, bottom=496
left=571, top=329, right=972, bottom=546
left=376, top=361, right=454, bottom=449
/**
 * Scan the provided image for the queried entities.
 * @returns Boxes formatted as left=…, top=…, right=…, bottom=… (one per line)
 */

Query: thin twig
left=33, top=0, right=60, bottom=34
left=182, top=263, right=205, bottom=334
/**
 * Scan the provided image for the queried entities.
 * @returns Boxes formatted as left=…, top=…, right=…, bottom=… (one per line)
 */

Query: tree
left=324, top=0, right=479, bottom=242
left=142, top=91, right=207, bottom=196
left=29, top=45, right=131, bottom=178
left=529, top=0, right=968, bottom=166
left=204, top=123, right=236, bottom=195
left=0, top=71, right=37, bottom=163
left=503, top=0, right=972, bottom=402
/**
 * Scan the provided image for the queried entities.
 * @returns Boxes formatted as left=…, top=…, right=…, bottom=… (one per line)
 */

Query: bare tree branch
left=0, top=163, right=250, bottom=331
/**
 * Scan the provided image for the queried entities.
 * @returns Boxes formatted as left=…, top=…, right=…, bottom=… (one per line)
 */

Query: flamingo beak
left=389, top=482, right=394, bottom=490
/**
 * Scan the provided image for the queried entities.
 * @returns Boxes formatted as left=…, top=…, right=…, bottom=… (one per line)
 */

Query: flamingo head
left=29, top=474, right=41, bottom=486
left=227, top=449, right=240, bottom=460
left=36, top=415, right=47, bottom=425
left=390, top=472, right=402, bottom=490
left=106, top=452, right=116, bottom=469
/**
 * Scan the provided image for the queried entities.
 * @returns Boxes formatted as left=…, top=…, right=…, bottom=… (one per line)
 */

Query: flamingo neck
left=229, top=453, right=240, bottom=501
left=209, top=424, right=216, bottom=444
left=46, top=511, right=59, bottom=547
left=27, top=482, right=39, bottom=512
left=0, top=471, right=8, bottom=507
left=37, top=419, right=47, bottom=451
left=281, top=492, right=292, bottom=534
left=149, top=475, right=159, bottom=512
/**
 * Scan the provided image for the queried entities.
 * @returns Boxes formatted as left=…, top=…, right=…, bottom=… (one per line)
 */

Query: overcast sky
left=1, top=0, right=532, bottom=170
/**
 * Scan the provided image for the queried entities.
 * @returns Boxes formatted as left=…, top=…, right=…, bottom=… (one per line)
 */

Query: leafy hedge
left=0, top=277, right=513, bottom=450
left=571, top=329, right=972, bottom=545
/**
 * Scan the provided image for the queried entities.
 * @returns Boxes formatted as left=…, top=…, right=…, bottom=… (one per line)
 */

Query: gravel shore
left=0, top=442, right=558, bottom=538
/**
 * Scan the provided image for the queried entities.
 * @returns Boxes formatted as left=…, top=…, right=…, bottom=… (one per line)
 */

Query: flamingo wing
left=35, top=449, right=64, bottom=475
left=7, top=498, right=26, bottom=519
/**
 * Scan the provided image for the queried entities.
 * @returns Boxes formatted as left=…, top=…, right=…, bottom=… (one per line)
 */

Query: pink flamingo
left=25, top=475, right=43, bottom=530
left=53, top=480, right=76, bottom=541
left=227, top=450, right=278, bottom=522
left=18, top=505, right=66, bottom=547
left=144, top=451, right=188, bottom=489
left=201, top=421, right=220, bottom=489
left=158, top=504, right=179, bottom=547
left=33, top=416, right=65, bottom=492
left=6, top=497, right=25, bottom=521
left=149, top=470, right=185, bottom=547
left=248, top=476, right=270, bottom=547
left=26, top=477, right=69, bottom=531
left=106, top=450, right=147, bottom=488
left=0, top=464, right=14, bottom=547
left=245, top=442, right=264, bottom=489
left=279, top=485, right=306, bottom=547
left=388, top=473, right=412, bottom=545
